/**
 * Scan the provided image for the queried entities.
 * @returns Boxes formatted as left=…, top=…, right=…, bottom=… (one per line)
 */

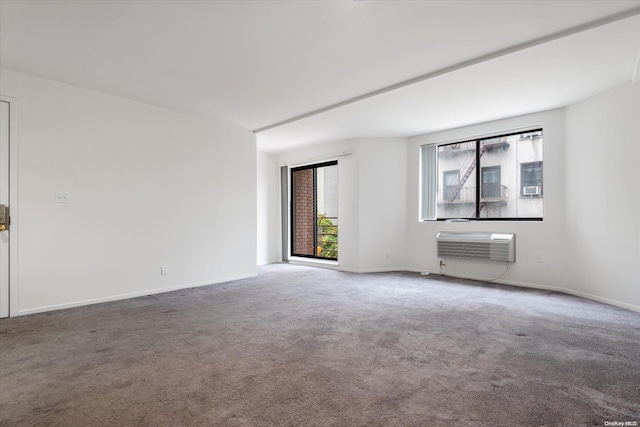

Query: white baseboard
left=286, top=262, right=640, bottom=313
left=339, top=266, right=408, bottom=274
left=17, top=265, right=638, bottom=316
left=554, top=288, right=640, bottom=313
left=289, top=257, right=340, bottom=270
left=411, top=268, right=640, bottom=313
left=15, top=272, right=257, bottom=317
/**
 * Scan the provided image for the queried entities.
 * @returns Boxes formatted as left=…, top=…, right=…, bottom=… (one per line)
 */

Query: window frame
left=422, top=128, right=543, bottom=222
left=481, top=165, right=502, bottom=199
left=290, top=160, right=339, bottom=261
left=443, top=169, right=461, bottom=201
left=520, top=161, right=543, bottom=197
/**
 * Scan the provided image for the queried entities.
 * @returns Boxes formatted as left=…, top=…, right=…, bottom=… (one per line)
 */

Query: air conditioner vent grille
left=437, top=232, right=515, bottom=262
left=438, top=242, right=491, bottom=259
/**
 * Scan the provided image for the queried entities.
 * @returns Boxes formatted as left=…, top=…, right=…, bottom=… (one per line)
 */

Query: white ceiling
left=1, top=1, right=639, bottom=152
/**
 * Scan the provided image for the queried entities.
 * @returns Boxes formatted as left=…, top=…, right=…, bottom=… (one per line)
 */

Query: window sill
left=289, top=256, right=339, bottom=268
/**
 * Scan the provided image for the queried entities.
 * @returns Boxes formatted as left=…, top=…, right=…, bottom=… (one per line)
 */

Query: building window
left=521, top=161, right=543, bottom=196
left=481, top=166, right=501, bottom=199
left=421, top=128, right=543, bottom=221
left=443, top=170, right=460, bottom=201
left=291, top=161, right=338, bottom=260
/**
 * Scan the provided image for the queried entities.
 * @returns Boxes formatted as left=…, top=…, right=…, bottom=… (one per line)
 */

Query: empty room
left=1, top=1, right=639, bottom=426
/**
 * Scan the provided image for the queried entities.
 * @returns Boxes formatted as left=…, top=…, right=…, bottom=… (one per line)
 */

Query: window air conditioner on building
left=523, top=186, right=540, bottom=196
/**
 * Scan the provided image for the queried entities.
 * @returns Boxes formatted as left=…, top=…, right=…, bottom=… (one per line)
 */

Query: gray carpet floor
left=1, top=264, right=639, bottom=426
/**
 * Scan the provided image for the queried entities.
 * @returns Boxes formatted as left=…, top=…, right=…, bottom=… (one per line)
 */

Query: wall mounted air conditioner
left=437, top=232, right=515, bottom=262
left=523, top=186, right=540, bottom=196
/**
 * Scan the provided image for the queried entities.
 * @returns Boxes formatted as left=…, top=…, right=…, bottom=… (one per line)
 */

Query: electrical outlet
left=161, top=266, right=168, bottom=276
left=55, top=191, right=70, bottom=203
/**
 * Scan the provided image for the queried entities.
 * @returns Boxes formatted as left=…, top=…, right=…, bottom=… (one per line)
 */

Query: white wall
left=565, top=82, right=640, bottom=310
left=257, top=151, right=281, bottom=265
left=1, top=68, right=257, bottom=315
left=356, top=138, right=407, bottom=272
left=406, top=110, right=568, bottom=290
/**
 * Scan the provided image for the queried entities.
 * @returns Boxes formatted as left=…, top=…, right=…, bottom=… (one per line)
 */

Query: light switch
left=55, top=192, right=70, bottom=203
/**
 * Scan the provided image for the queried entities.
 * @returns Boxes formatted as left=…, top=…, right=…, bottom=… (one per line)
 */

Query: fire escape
left=446, top=145, right=486, bottom=204
left=445, top=141, right=509, bottom=217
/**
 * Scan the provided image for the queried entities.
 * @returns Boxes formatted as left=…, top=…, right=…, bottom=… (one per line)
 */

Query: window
left=436, top=142, right=476, bottom=215
left=291, top=161, right=338, bottom=260
left=481, top=166, right=501, bottom=199
left=521, top=161, right=542, bottom=196
left=443, top=170, right=460, bottom=200
left=421, top=129, right=543, bottom=220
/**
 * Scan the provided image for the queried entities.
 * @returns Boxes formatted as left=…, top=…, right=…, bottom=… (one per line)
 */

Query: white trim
left=558, top=288, right=640, bottom=313
left=411, top=268, right=640, bottom=313
left=289, top=256, right=340, bottom=270
left=15, top=264, right=639, bottom=315
left=281, top=152, right=351, bottom=168
left=339, top=266, right=407, bottom=274
left=14, top=273, right=257, bottom=316
left=0, top=95, right=18, bottom=318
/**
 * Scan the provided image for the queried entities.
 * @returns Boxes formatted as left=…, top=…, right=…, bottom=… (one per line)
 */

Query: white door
left=0, top=100, right=9, bottom=318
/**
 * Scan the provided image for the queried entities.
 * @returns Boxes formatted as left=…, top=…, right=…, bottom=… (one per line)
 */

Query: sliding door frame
left=290, top=160, right=338, bottom=261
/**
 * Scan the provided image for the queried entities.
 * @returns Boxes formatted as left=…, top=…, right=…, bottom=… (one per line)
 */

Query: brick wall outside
left=293, top=169, right=315, bottom=256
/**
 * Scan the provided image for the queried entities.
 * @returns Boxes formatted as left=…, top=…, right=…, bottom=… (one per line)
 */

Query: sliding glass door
left=291, top=161, right=338, bottom=260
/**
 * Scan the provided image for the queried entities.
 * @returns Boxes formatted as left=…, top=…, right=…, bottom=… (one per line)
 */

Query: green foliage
left=317, top=214, right=338, bottom=259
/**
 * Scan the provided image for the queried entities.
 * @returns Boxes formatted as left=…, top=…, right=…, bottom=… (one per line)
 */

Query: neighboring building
left=437, top=130, right=543, bottom=219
